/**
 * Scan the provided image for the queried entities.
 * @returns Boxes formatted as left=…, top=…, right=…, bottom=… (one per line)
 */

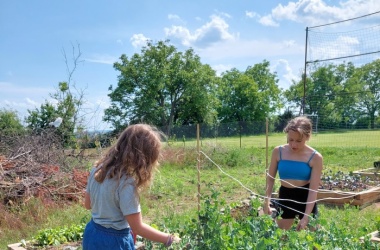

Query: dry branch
left=0, top=130, right=89, bottom=207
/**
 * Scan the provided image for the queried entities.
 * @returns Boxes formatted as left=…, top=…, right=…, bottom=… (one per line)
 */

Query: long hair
left=94, top=124, right=163, bottom=191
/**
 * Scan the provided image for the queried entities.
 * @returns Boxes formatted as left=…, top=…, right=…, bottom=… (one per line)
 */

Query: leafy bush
left=143, top=185, right=379, bottom=250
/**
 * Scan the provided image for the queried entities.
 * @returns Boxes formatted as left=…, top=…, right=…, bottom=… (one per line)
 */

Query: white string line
left=199, top=150, right=380, bottom=222
left=266, top=172, right=380, bottom=202
left=200, top=150, right=377, bottom=205
left=199, top=150, right=343, bottom=236
left=199, top=151, right=314, bottom=220
left=198, top=150, right=378, bottom=236
left=199, top=151, right=254, bottom=194
left=266, top=172, right=357, bottom=203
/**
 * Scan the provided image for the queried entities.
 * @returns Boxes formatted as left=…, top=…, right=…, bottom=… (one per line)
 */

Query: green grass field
left=173, top=130, right=380, bottom=148
left=171, top=130, right=380, bottom=171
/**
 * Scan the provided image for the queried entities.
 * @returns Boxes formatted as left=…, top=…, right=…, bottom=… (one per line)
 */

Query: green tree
left=0, top=109, right=24, bottom=135
left=216, top=68, right=260, bottom=122
left=26, top=81, right=79, bottom=147
left=330, top=62, right=357, bottom=128
left=26, top=102, right=56, bottom=130
left=285, top=62, right=356, bottom=129
left=25, top=44, right=86, bottom=147
left=217, top=61, right=282, bottom=124
left=350, top=59, right=380, bottom=129
left=244, top=60, right=282, bottom=120
left=105, top=40, right=218, bottom=134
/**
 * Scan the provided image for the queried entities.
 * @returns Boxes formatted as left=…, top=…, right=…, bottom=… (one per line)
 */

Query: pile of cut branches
left=0, top=129, right=89, bottom=207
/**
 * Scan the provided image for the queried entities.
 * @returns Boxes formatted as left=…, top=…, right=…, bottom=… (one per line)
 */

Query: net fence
left=303, top=11, right=380, bottom=131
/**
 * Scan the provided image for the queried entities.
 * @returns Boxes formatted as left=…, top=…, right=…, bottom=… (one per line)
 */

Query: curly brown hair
left=94, top=124, right=164, bottom=191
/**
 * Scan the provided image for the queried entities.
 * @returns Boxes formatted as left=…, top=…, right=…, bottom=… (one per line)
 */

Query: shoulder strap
left=307, top=150, right=317, bottom=163
left=279, top=146, right=282, bottom=160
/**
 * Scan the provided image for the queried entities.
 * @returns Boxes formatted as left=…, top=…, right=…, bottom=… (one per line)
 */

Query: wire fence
left=160, top=120, right=380, bottom=149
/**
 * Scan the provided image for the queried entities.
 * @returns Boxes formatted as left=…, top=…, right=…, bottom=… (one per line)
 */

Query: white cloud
left=196, top=38, right=303, bottom=61
left=168, top=14, right=187, bottom=25
left=0, top=82, right=52, bottom=95
left=259, top=15, right=279, bottom=27
left=97, top=99, right=109, bottom=109
left=215, top=11, right=231, bottom=19
left=272, top=59, right=300, bottom=89
left=263, top=0, right=380, bottom=27
left=79, top=97, right=112, bottom=131
left=3, top=99, right=34, bottom=110
left=168, top=14, right=181, bottom=21
left=245, top=11, right=258, bottom=18
left=245, top=10, right=280, bottom=27
left=211, top=64, right=235, bottom=76
left=309, top=35, right=360, bottom=62
left=116, top=39, right=123, bottom=45
left=1, top=97, right=42, bottom=120
left=26, top=98, right=39, bottom=107
left=85, top=54, right=118, bottom=65
left=165, top=26, right=193, bottom=46
left=130, top=33, right=150, bottom=48
left=165, top=15, right=236, bottom=48
left=191, top=37, right=305, bottom=87
left=47, top=98, right=59, bottom=106
left=283, top=40, right=296, bottom=47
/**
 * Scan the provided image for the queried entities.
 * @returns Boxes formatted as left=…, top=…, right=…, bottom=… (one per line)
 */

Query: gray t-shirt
left=86, top=167, right=141, bottom=230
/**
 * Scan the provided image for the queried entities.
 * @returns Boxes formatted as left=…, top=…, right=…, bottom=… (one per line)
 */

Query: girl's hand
left=296, top=217, right=309, bottom=231
left=172, top=234, right=181, bottom=243
left=263, top=203, right=272, bottom=215
left=165, top=233, right=181, bottom=247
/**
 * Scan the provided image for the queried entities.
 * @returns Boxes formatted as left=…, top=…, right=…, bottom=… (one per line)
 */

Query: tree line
left=1, top=40, right=379, bottom=147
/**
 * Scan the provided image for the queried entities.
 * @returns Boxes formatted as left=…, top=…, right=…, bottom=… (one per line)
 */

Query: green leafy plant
left=30, top=223, right=85, bottom=247
left=141, top=184, right=379, bottom=249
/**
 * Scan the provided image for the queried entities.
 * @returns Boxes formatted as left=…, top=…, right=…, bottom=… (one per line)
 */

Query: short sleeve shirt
left=86, top=167, right=141, bottom=230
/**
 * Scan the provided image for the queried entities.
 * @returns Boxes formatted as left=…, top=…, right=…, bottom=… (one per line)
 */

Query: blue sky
left=1, top=0, right=379, bottom=131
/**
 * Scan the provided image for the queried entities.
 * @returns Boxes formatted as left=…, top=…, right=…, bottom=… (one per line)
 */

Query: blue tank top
left=277, top=146, right=316, bottom=181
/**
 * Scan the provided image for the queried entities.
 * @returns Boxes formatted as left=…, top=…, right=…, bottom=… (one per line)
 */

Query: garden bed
left=317, top=186, right=380, bottom=207
left=353, top=168, right=380, bottom=180
left=271, top=169, right=380, bottom=208
left=317, top=170, right=380, bottom=207
left=272, top=186, right=380, bottom=208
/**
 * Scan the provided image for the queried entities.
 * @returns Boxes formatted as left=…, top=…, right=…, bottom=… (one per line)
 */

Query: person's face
left=287, top=130, right=307, bottom=152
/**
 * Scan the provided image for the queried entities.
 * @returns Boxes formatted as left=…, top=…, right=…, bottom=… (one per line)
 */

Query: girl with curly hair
left=83, top=124, right=180, bottom=249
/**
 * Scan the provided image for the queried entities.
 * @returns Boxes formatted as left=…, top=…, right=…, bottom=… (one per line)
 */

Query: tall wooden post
left=266, top=118, right=269, bottom=170
left=197, top=124, right=200, bottom=212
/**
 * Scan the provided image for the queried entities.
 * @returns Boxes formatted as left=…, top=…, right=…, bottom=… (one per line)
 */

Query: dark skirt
left=82, top=219, right=135, bottom=250
left=274, top=183, right=318, bottom=219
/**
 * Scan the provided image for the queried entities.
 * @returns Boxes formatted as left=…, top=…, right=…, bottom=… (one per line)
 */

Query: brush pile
left=0, top=129, right=89, bottom=207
